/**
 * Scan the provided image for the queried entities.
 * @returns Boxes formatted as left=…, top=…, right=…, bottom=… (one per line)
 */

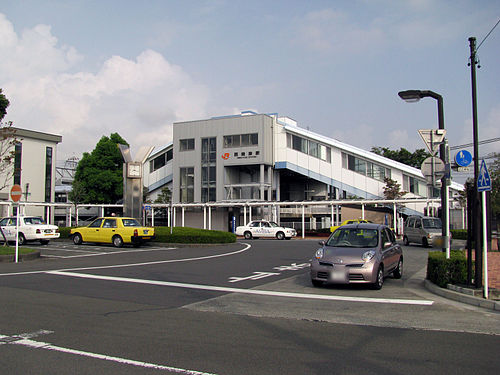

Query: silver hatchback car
left=310, top=223, right=403, bottom=290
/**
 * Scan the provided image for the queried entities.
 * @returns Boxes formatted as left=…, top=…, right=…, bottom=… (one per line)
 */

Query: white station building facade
left=144, top=111, right=463, bottom=231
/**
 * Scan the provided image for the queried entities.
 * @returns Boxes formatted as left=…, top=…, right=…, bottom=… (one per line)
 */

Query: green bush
left=427, top=250, right=470, bottom=288
left=153, top=227, right=236, bottom=244
left=58, top=227, right=72, bottom=239
left=451, top=229, right=467, bottom=240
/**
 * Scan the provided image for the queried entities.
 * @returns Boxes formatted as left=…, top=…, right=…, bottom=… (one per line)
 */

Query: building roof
left=11, top=127, right=62, bottom=143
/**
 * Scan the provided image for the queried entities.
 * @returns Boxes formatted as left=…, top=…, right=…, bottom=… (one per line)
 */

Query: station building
left=0, top=127, right=62, bottom=220
left=144, top=111, right=463, bottom=231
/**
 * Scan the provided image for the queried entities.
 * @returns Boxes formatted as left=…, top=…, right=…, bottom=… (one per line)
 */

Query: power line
left=450, top=137, right=500, bottom=150
left=477, top=17, right=500, bottom=51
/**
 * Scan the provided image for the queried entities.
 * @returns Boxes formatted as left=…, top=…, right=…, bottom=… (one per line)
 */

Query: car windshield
left=326, top=228, right=379, bottom=248
left=122, top=218, right=141, bottom=227
left=269, top=222, right=279, bottom=227
left=423, top=218, right=442, bottom=229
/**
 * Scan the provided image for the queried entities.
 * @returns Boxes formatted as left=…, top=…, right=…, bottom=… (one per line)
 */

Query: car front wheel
left=244, top=231, right=252, bottom=240
left=276, top=232, right=285, bottom=240
left=72, top=233, right=82, bottom=245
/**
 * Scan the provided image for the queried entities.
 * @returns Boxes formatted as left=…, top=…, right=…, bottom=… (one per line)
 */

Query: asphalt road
left=0, top=239, right=499, bottom=374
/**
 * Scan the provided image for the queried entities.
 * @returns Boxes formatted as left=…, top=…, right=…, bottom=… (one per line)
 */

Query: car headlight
left=362, top=250, right=376, bottom=262
left=315, top=248, right=324, bottom=259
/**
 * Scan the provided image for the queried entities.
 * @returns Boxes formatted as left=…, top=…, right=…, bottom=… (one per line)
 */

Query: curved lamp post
left=398, top=90, right=450, bottom=258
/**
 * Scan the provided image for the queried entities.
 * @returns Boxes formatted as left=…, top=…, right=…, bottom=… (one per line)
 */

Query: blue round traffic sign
left=455, top=150, right=472, bottom=167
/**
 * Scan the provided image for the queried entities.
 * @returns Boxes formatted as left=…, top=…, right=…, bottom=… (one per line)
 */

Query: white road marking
left=229, top=271, right=281, bottom=283
left=0, top=243, right=251, bottom=277
left=42, top=246, right=178, bottom=259
left=1, top=331, right=217, bottom=374
left=48, top=270, right=434, bottom=306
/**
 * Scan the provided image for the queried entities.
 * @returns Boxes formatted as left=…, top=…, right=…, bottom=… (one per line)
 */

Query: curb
left=424, top=279, right=500, bottom=312
left=0, top=250, right=41, bottom=263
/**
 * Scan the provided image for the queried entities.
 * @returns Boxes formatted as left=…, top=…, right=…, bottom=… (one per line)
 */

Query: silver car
left=403, top=215, right=442, bottom=247
left=310, top=223, right=403, bottom=290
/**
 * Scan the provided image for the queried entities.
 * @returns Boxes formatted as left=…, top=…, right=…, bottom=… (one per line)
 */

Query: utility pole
left=468, top=36, right=482, bottom=288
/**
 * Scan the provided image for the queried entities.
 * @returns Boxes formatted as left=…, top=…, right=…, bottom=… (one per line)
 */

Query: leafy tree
left=371, top=146, right=430, bottom=169
left=0, top=89, right=9, bottom=120
left=73, top=133, right=128, bottom=203
left=154, top=186, right=172, bottom=204
left=383, top=177, right=406, bottom=200
left=489, top=153, right=500, bottom=222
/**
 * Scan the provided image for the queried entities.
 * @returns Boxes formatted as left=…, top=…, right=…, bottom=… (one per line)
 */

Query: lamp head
left=398, top=90, right=423, bottom=103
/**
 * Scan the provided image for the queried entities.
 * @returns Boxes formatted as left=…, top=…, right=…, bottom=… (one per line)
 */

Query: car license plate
left=330, top=265, right=347, bottom=283
left=142, top=236, right=150, bottom=240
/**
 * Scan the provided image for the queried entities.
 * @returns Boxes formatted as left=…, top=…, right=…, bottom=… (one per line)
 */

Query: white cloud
left=0, top=13, right=210, bottom=160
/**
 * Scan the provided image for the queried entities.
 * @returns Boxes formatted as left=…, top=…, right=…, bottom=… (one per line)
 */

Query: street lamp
left=398, top=90, right=450, bottom=257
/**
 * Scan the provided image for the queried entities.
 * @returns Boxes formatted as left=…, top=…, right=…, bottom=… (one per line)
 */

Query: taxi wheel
left=244, top=231, right=252, bottom=240
left=276, top=232, right=285, bottom=240
left=72, top=233, right=83, bottom=245
left=112, top=235, right=124, bottom=248
left=18, top=233, right=26, bottom=246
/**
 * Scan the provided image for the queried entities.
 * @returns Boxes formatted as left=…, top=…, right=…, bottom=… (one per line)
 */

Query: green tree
left=383, top=177, right=406, bottom=200
left=371, top=146, right=430, bottom=169
left=0, top=89, right=9, bottom=120
left=489, top=153, right=500, bottom=223
left=73, top=133, right=128, bottom=203
left=154, top=186, right=172, bottom=204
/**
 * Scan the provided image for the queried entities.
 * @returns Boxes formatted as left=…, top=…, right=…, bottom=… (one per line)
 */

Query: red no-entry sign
left=10, top=184, right=22, bottom=202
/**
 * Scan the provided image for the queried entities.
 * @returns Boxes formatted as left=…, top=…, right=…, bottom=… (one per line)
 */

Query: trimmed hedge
left=58, top=226, right=236, bottom=244
left=450, top=229, right=467, bottom=240
left=153, top=227, right=236, bottom=244
left=427, top=250, right=470, bottom=288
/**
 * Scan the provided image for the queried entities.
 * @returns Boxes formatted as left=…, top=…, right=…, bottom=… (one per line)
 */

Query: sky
left=0, top=0, right=499, bottom=183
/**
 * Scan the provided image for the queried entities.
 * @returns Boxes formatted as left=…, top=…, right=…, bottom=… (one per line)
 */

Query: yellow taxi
left=70, top=217, right=155, bottom=247
left=330, top=219, right=372, bottom=232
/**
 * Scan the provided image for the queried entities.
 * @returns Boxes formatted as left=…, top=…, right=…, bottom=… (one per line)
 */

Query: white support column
left=168, top=206, right=171, bottom=227
left=260, top=164, right=265, bottom=200
left=203, top=206, right=206, bottom=229
left=69, top=207, right=72, bottom=227
left=172, top=207, right=176, bottom=228
left=336, top=205, right=339, bottom=226
left=249, top=206, right=252, bottom=222
left=151, top=208, right=155, bottom=227
left=182, top=206, right=185, bottom=227
left=361, top=204, right=365, bottom=219
left=393, top=203, right=397, bottom=235
left=330, top=204, right=334, bottom=227
left=76, top=206, right=79, bottom=226
left=243, top=205, right=247, bottom=226
left=101, top=206, right=104, bottom=217
left=302, top=204, right=305, bottom=239
left=208, top=206, right=212, bottom=230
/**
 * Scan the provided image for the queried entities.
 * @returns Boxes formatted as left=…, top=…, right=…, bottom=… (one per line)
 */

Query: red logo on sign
left=222, top=153, right=230, bottom=160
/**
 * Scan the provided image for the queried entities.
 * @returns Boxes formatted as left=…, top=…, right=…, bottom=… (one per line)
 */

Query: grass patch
left=0, top=246, right=38, bottom=255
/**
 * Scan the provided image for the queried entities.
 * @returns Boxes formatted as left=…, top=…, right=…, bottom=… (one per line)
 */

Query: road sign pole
left=15, top=204, right=19, bottom=263
left=482, top=191, right=488, bottom=299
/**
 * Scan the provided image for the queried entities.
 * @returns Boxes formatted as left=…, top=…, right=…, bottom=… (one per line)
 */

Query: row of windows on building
left=287, top=133, right=332, bottom=163
left=150, top=148, right=173, bottom=172
left=341, top=152, right=391, bottom=183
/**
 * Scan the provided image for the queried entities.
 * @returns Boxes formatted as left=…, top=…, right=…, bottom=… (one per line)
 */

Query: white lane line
left=0, top=243, right=251, bottom=277
left=48, top=270, right=434, bottom=306
left=8, top=337, right=217, bottom=374
left=42, top=246, right=178, bottom=259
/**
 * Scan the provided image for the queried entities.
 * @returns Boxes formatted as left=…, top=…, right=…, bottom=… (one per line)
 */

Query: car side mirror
left=318, top=240, right=325, bottom=246
left=383, top=241, right=392, bottom=249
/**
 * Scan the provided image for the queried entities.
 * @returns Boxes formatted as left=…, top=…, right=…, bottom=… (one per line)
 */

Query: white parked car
left=0, top=216, right=60, bottom=245
left=235, top=220, right=297, bottom=240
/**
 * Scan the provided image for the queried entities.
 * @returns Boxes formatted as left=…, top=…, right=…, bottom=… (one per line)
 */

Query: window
left=179, top=138, right=195, bottom=151
left=201, top=137, right=216, bottom=202
left=292, top=135, right=307, bottom=153
left=403, top=174, right=419, bottom=194
left=45, top=147, right=53, bottom=202
left=223, top=133, right=258, bottom=148
left=180, top=167, right=194, bottom=203
left=103, top=219, right=117, bottom=228
left=150, top=153, right=166, bottom=172
left=308, top=141, right=318, bottom=158
left=89, top=218, right=104, bottom=228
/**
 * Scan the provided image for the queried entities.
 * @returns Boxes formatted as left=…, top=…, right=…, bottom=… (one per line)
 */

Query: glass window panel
left=241, top=134, right=250, bottom=146
left=250, top=133, right=258, bottom=145
left=309, top=141, right=318, bottom=158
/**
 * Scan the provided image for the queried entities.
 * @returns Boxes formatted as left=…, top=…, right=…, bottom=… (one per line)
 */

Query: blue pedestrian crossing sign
left=477, top=160, right=492, bottom=192
left=455, top=149, right=472, bottom=167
